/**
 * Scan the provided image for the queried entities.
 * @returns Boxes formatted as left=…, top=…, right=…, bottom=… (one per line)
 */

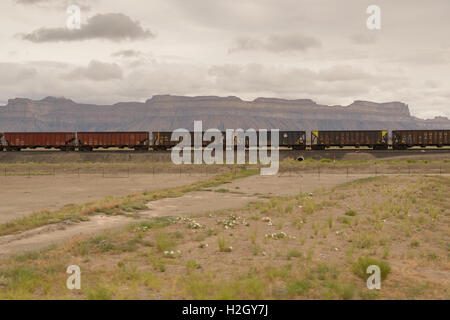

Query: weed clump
left=352, top=256, right=391, bottom=280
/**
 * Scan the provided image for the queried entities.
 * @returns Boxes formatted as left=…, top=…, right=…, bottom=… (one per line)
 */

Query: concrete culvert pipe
left=296, top=156, right=304, bottom=162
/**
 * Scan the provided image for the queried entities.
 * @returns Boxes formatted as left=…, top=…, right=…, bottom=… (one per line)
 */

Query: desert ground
left=0, top=159, right=448, bottom=299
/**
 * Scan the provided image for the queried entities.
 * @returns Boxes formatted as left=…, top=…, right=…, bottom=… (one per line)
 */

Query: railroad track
left=1, top=149, right=450, bottom=154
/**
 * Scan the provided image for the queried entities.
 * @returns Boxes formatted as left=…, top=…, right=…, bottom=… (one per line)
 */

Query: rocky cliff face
left=0, top=95, right=448, bottom=132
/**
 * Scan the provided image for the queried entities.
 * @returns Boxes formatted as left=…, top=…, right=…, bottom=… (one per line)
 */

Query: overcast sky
left=0, top=0, right=449, bottom=119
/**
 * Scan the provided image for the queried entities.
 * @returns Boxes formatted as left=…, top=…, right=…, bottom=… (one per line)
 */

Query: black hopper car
left=392, top=130, right=450, bottom=149
left=311, top=130, right=389, bottom=150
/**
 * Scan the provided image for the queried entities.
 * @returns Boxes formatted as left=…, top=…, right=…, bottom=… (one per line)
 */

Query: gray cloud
left=208, top=63, right=376, bottom=99
left=0, top=63, right=38, bottom=85
left=424, top=80, right=439, bottom=89
left=317, top=65, right=373, bottom=82
left=111, top=50, right=143, bottom=58
left=390, top=50, right=450, bottom=66
left=209, top=64, right=372, bottom=85
left=350, top=33, right=377, bottom=45
left=22, top=13, right=155, bottom=42
left=229, top=33, right=321, bottom=53
left=63, top=60, right=123, bottom=81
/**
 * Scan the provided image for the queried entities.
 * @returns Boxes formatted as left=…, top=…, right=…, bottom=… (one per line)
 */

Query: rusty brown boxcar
left=151, top=131, right=180, bottom=150
left=392, top=130, right=450, bottom=149
left=77, top=132, right=149, bottom=151
left=311, top=130, right=389, bottom=150
left=3, top=132, right=76, bottom=151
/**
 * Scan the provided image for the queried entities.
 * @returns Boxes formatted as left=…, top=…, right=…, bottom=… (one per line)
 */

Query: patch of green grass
left=344, top=210, right=357, bottom=216
left=218, top=238, right=232, bottom=252
left=352, top=256, right=391, bottom=280
left=235, top=276, right=265, bottom=299
left=172, top=231, right=184, bottom=239
left=406, top=282, right=430, bottom=298
left=186, top=260, right=202, bottom=271
left=0, top=266, right=42, bottom=293
left=359, top=289, right=380, bottom=300
left=284, top=201, right=295, bottom=214
left=410, top=240, right=420, bottom=247
left=75, top=234, right=121, bottom=254
left=302, top=198, right=323, bottom=214
left=316, top=263, right=339, bottom=280
left=129, top=217, right=174, bottom=232
left=181, top=274, right=217, bottom=299
left=87, top=285, right=113, bottom=300
left=327, top=216, right=333, bottom=229
left=337, top=283, right=355, bottom=300
left=251, top=244, right=262, bottom=256
left=427, top=252, right=438, bottom=261
left=265, top=264, right=292, bottom=281
left=355, top=234, right=376, bottom=249
left=206, top=228, right=218, bottom=236
left=286, top=250, right=303, bottom=260
left=286, top=279, right=312, bottom=296
left=155, top=232, right=176, bottom=252
left=338, top=216, right=351, bottom=225
left=12, top=251, right=40, bottom=262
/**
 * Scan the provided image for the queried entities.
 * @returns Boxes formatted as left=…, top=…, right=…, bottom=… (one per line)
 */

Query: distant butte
left=0, top=95, right=448, bottom=132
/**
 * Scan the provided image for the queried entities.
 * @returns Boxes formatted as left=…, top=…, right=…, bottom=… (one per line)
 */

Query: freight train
left=0, top=130, right=449, bottom=151
left=0, top=131, right=306, bottom=151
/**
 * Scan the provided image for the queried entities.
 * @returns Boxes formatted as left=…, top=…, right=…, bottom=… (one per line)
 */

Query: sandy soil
left=0, top=173, right=372, bottom=257
left=0, top=173, right=206, bottom=223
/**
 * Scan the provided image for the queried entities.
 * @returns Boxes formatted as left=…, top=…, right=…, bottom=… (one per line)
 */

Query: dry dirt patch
left=0, top=173, right=205, bottom=223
